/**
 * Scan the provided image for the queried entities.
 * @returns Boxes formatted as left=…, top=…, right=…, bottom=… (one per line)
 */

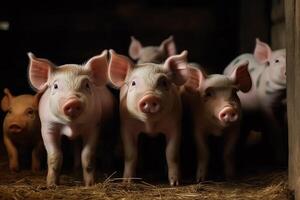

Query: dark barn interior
left=0, top=0, right=290, bottom=199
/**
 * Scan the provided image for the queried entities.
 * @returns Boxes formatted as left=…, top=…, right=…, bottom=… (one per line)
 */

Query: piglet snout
left=63, top=99, right=83, bottom=119
left=219, top=107, right=238, bottom=123
left=139, top=95, right=161, bottom=114
left=8, top=124, right=23, bottom=133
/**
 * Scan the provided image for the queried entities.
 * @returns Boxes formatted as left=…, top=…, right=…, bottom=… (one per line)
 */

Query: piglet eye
left=206, top=91, right=212, bottom=97
left=204, top=89, right=214, bottom=98
left=131, top=81, right=136, bottom=86
left=53, top=83, right=58, bottom=89
left=26, top=108, right=34, bottom=116
left=275, top=59, right=280, bottom=63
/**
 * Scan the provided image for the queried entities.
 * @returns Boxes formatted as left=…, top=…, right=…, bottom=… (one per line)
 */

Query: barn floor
left=0, top=159, right=291, bottom=200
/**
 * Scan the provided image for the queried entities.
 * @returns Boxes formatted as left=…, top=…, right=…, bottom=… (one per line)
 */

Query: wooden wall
left=286, top=0, right=300, bottom=198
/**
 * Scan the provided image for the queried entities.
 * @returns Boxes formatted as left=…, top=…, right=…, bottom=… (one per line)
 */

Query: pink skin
left=1, top=88, right=44, bottom=172
left=129, top=36, right=177, bottom=64
left=27, top=50, right=116, bottom=187
left=108, top=49, right=189, bottom=186
left=182, top=62, right=251, bottom=182
left=224, top=38, right=286, bottom=112
left=223, top=38, right=286, bottom=162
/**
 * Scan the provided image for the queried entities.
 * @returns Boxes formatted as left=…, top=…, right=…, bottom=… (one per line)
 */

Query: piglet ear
left=85, top=50, right=109, bottom=86
left=254, top=38, right=272, bottom=64
left=1, top=88, right=13, bottom=112
left=230, top=61, right=252, bottom=93
left=28, top=52, right=54, bottom=91
left=164, top=50, right=189, bottom=86
left=129, top=36, right=143, bottom=60
left=160, top=35, right=177, bottom=56
left=108, top=49, right=134, bottom=88
left=184, top=66, right=206, bottom=92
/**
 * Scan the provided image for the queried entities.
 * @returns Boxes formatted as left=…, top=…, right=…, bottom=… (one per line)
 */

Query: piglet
left=223, top=38, right=286, bottom=163
left=129, top=35, right=176, bottom=64
left=108, top=50, right=189, bottom=186
left=182, top=62, right=251, bottom=182
left=1, top=88, right=44, bottom=172
left=223, top=38, right=286, bottom=111
left=27, top=50, right=116, bottom=187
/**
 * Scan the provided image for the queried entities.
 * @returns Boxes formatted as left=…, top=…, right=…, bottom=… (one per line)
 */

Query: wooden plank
left=285, top=0, right=295, bottom=191
left=271, top=22, right=285, bottom=49
left=286, top=0, right=300, bottom=196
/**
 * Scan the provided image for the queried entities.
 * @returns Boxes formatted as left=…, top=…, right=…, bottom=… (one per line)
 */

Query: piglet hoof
left=9, top=162, right=19, bottom=173
left=47, top=175, right=59, bottom=188
left=32, top=161, right=41, bottom=173
left=169, top=178, right=179, bottom=186
left=224, top=168, right=235, bottom=181
left=196, top=172, right=206, bottom=183
left=32, top=165, right=41, bottom=173
left=84, top=177, right=95, bottom=187
left=168, top=172, right=180, bottom=186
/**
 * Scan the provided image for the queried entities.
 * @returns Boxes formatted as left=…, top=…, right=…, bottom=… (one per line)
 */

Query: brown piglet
left=1, top=88, right=44, bottom=172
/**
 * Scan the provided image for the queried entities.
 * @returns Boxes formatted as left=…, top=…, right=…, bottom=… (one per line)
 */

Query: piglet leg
left=31, top=140, right=44, bottom=172
left=42, top=126, right=62, bottom=187
left=4, top=135, right=19, bottom=172
left=223, top=128, right=239, bottom=180
left=73, top=138, right=82, bottom=172
left=165, top=129, right=181, bottom=186
left=122, top=129, right=138, bottom=183
left=81, top=129, right=98, bottom=187
left=195, top=132, right=209, bottom=182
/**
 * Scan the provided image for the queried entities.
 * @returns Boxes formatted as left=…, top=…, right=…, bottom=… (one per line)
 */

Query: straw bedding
left=0, top=163, right=291, bottom=200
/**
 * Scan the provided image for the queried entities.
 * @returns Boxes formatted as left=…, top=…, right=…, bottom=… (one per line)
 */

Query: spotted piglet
left=223, top=39, right=286, bottom=163
left=27, top=50, right=116, bottom=187
left=129, top=35, right=176, bottom=64
left=181, top=62, right=251, bottom=182
left=223, top=38, right=286, bottom=112
left=108, top=50, right=189, bottom=186
left=1, top=88, right=44, bottom=172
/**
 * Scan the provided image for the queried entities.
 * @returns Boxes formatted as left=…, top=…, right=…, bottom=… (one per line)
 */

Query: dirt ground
left=0, top=157, right=291, bottom=200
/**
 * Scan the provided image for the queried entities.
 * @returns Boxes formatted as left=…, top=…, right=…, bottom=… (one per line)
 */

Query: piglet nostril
left=230, top=112, right=238, bottom=121
left=220, top=113, right=226, bottom=119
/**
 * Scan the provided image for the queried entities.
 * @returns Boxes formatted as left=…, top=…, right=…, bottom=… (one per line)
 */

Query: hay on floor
left=0, top=168, right=290, bottom=200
